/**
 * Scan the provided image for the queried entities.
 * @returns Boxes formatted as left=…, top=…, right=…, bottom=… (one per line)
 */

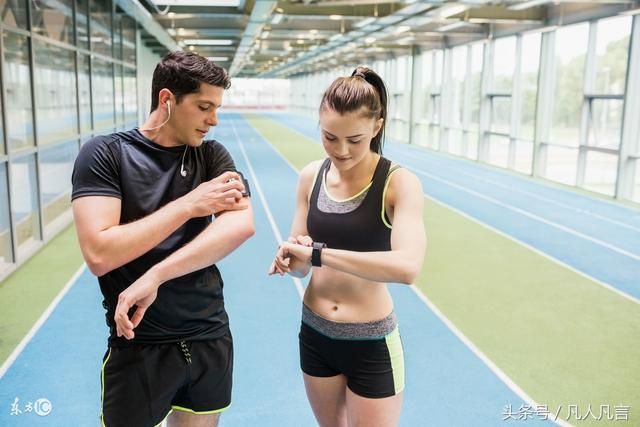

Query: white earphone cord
left=140, top=101, right=171, bottom=131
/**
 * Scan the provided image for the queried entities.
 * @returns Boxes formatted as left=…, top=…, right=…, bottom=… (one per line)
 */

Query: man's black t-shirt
left=72, top=129, right=236, bottom=346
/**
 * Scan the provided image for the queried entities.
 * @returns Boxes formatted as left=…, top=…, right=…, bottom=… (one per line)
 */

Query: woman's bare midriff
left=303, top=266, right=394, bottom=322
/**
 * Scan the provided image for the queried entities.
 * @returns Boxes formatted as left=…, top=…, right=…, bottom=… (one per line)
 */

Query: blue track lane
left=0, top=113, right=554, bottom=426
left=263, top=112, right=640, bottom=301
left=0, top=268, right=106, bottom=426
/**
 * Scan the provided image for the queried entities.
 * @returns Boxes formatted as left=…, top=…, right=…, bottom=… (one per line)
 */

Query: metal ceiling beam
left=229, top=0, right=278, bottom=76
left=262, top=0, right=454, bottom=77
left=115, top=0, right=179, bottom=51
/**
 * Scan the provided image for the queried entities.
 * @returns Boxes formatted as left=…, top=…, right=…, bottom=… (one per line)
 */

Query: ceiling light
left=365, top=37, right=376, bottom=44
left=437, top=4, right=468, bottom=18
left=182, top=39, right=234, bottom=46
left=261, top=31, right=270, bottom=39
left=207, top=56, right=229, bottom=62
left=153, top=0, right=241, bottom=5
left=436, top=21, right=469, bottom=32
left=395, top=26, right=410, bottom=34
left=330, top=15, right=342, bottom=20
left=271, top=13, right=284, bottom=24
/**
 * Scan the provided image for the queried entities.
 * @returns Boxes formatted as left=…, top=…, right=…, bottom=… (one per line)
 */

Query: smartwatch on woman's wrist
left=311, top=242, right=327, bottom=267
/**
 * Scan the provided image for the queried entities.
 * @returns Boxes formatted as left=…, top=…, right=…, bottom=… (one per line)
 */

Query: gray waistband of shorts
left=302, top=304, right=397, bottom=340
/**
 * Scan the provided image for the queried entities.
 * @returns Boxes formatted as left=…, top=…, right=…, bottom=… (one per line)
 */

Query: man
left=72, top=51, right=254, bottom=427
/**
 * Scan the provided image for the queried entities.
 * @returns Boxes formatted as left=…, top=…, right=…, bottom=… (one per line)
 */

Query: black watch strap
left=311, top=241, right=327, bottom=267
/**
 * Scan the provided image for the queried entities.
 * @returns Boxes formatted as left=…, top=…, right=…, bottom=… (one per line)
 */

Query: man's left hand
left=114, top=271, right=161, bottom=340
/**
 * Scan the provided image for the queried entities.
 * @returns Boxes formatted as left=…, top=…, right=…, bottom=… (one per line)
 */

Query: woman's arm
left=269, top=161, right=322, bottom=277
left=276, top=168, right=426, bottom=284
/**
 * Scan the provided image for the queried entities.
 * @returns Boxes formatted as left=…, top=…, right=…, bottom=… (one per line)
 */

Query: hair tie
left=353, top=71, right=367, bottom=80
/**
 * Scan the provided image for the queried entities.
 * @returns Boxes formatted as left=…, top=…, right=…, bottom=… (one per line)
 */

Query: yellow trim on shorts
left=381, top=167, right=402, bottom=229
left=100, top=349, right=112, bottom=427
left=170, top=403, right=232, bottom=415
left=385, top=327, right=405, bottom=394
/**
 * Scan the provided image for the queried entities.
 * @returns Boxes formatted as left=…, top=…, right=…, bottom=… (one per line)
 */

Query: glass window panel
left=430, top=94, right=440, bottom=124
left=491, top=97, right=511, bottom=134
left=448, top=128, right=462, bottom=156
left=493, top=36, right=516, bottom=93
left=582, top=151, right=617, bottom=196
left=115, top=63, right=124, bottom=124
left=90, top=0, right=112, bottom=57
left=421, top=51, right=431, bottom=91
left=40, top=141, right=78, bottom=227
left=10, top=154, right=40, bottom=251
left=595, top=16, right=631, bottom=95
left=31, top=0, right=73, bottom=43
left=396, top=56, right=407, bottom=91
left=488, top=135, right=509, bottom=168
left=3, top=31, right=34, bottom=152
left=588, top=99, right=623, bottom=149
left=122, top=15, right=136, bottom=64
left=113, top=12, right=122, bottom=61
left=92, top=58, right=114, bottom=131
left=519, top=33, right=541, bottom=141
left=34, top=40, right=77, bottom=144
left=545, top=145, right=578, bottom=186
left=434, top=50, right=443, bottom=87
left=124, top=66, right=137, bottom=124
left=79, top=54, right=92, bottom=133
left=469, top=43, right=483, bottom=127
left=465, top=131, right=479, bottom=160
left=514, top=140, right=533, bottom=175
left=551, top=23, right=588, bottom=147
left=633, top=160, right=640, bottom=203
left=76, top=0, right=89, bottom=49
left=428, top=126, right=440, bottom=151
left=0, top=0, right=28, bottom=29
left=0, top=163, right=13, bottom=268
left=451, top=46, right=466, bottom=128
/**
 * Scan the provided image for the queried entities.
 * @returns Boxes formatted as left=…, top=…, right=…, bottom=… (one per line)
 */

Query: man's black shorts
left=101, top=332, right=233, bottom=427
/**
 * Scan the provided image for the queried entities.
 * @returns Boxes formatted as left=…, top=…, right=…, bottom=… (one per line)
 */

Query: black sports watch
left=311, top=241, right=327, bottom=267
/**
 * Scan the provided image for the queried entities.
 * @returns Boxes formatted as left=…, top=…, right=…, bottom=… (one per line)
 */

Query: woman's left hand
left=268, top=240, right=312, bottom=276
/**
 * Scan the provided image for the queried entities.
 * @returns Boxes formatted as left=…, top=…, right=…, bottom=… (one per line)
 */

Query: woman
left=269, top=66, right=426, bottom=427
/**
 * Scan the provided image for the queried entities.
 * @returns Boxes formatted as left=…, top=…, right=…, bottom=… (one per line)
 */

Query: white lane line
left=0, top=264, right=87, bottom=379
left=390, top=148, right=640, bottom=234
left=239, top=115, right=573, bottom=425
left=405, top=166, right=640, bottom=262
left=229, top=118, right=305, bottom=299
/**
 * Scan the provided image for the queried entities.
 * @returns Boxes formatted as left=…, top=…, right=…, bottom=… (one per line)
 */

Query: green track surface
left=0, top=225, right=84, bottom=366
left=245, top=113, right=640, bottom=426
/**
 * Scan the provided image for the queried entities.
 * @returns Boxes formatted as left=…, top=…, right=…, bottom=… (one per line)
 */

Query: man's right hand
left=181, top=171, right=248, bottom=217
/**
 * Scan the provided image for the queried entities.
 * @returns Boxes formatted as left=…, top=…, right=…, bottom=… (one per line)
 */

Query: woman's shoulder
left=300, top=159, right=326, bottom=181
left=385, top=162, right=422, bottom=196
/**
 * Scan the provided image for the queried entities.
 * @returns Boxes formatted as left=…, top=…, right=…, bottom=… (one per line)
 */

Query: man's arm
left=152, top=200, right=255, bottom=283
left=73, top=171, right=246, bottom=277
left=114, top=199, right=255, bottom=339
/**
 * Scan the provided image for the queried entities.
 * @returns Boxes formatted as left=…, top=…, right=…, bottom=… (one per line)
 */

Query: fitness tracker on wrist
left=311, top=241, right=327, bottom=267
